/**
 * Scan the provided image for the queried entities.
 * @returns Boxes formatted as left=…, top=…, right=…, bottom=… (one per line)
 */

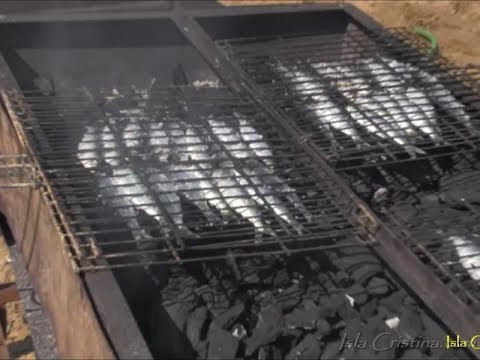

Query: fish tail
left=405, top=145, right=426, bottom=157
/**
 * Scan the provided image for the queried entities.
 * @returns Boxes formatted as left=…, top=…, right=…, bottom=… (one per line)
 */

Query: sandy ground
left=220, top=0, right=480, bottom=66
left=0, top=231, right=35, bottom=359
left=0, top=1, right=477, bottom=359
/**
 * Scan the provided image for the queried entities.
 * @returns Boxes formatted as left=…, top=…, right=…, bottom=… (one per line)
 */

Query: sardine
left=277, top=64, right=364, bottom=147
left=449, top=235, right=480, bottom=281
left=148, top=170, right=193, bottom=236
left=245, top=168, right=304, bottom=234
left=78, top=125, right=99, bottom=169
left=207, top=117, right=257, bottom=160
left=102, top=167, right=170, bottom=249
left=235, top=112, right=274, bottom=168
left=361, top=58, right=442, bottom=143
left=389, top=58, right=478, bottom=135
left=248, top=164, right=312, bottom=223
left=100, top=125, right=121, bottom=166
left=213, top=164, right=271, bottom=241
left=123, top=122, right=142, bottom=154
left=313, top=61, right=426, bottom=157
left=165, top=122, right=231, bottom=221
left=169, top=163, right=229, bottom=223
left=148, top=122, right=170, bottom=162
left=346, top=98, right=426, bottom=158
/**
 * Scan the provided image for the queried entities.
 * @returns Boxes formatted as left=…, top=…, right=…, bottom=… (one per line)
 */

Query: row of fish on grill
left=276, top=56, right=478, bottom=157
left=77, top=87, right=312, bottom=250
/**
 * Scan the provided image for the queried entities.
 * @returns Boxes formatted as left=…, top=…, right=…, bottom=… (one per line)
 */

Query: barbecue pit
left=0, top=2, right=479, bottom=359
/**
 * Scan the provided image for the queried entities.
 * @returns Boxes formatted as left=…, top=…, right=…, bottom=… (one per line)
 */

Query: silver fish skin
left=148, top=122, right=170, bottom=162
left=123, top=122, right=142, bottom=155
left=78, top=125, right=99, bottom=169
left=248, top=165, right=312, bottom=223
left=98, top=175, right=153, bottom=250
left=277, top=64, right=364, bottom=146
left=234, top=112, right=274, bottom=168
left=317, top=61, right=426, bottom=156
left=212, top=164, right=270, bottom=240
left=148, top=170, right=192, bottom=236
left=207, top=117, right=257, bottom=160
left=103, top=167, right=170, bottom=249
left=389, top=58, right=477, bottom=135
left=346, top=99, right=426, bottom=158
left=362, top=58, right=442, bottom=143
left=169, top=163, right=230, bottom=223
left=165, top=122, right=231, bottom=221
left=245, top=168, right=304, bottom=234
left=449, top=235, right=480, bottom=282
left=100, top=125, right=122, bottom=167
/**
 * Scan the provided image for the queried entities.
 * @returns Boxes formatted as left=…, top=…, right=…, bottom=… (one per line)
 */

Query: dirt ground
left=0, top=231, right=35, bottom=359
left=0, top=1, right=478, bottom=359
left=220, top=0, right=480, bottom=66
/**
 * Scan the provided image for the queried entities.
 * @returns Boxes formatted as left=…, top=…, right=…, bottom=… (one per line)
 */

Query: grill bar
left=4, top=84, right=368, bottom=270
left=218, top=27, right=480, bottom=170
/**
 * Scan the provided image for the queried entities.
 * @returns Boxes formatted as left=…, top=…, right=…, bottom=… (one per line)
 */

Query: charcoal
left=284, top=307, right=330, bottom=333
left=186, top=306, right=208, bottom=350
left=401, top=348, right=425, bottom=359
left=320, top=340, right=342, bottom=360
left=376, top=305, right=392, bottom=320
left=231, top=323, right=247, bottom=340
left=366, top=276, right=390, bottom=296
left=196, top=285, right=230, bottom=317
left=317, top=273, right=336, bottom=293
left=207, top=327, right=239, bottom=360
left=246, top=305, right=284, bottom=356
left=316, top=318, right=332, bottom=336
left=364, top=315, right=396, bottom=359
left=335, top=270, right=350, bottom=287
left=273, top=268, right=291, bottom=288
left=244, top=271, right=261, bottom=284
left=255, top=290, right=274, bottom=309
left=395, top=306, right=424, bottom=340
left=346, top=283, right=368, bottom=305
left=285, top=334, right=322, bottom=360
left=379, top=291, right=405, bottom=313
left=350, top=263, right=384, bottom=284
left=306, top=257, right=320, bottom=271
left=343, top=318, right=365, bottom=336
left=275, top=283, right=303, bottom=311
left=341, top=347, right=377, bottom=360
left=196, top=341, right=208, bottom=359
left=360, top=298, right=378, bottom=320
left=336, top=294, right=361, bottom=321
left=304, top=284, right=323, bottom=303
left=333, top=319, right=346, bottom=331
left=316, top=295, right=339, bottom=319
left=439, top=171, right=480, bottom=207
left=212, top=302, right=245, bottom=329
left=299, top=298, right=317, bottom=311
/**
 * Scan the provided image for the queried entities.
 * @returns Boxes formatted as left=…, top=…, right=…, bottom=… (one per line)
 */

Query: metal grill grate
left=218, top=26, right=480, bottom=170
left=387, top=196, right=480, bottom=307
left=2, top=86, right=373, bottom=271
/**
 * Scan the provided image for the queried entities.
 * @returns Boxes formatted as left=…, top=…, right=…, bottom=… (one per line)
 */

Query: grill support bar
left=171, top=4, right=480, bottom=357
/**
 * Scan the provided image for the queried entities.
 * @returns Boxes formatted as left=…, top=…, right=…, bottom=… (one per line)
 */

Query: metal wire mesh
left=387, top=197, right=480, bottom=307
left=217, top=26, right=480, bottom=170
left=0, top=154, right=37, bottom=188
left=3, top=85, right=371, bottom=271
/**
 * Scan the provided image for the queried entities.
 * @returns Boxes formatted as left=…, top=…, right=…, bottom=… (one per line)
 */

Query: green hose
left=414, top=26, right=439, bottom=57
